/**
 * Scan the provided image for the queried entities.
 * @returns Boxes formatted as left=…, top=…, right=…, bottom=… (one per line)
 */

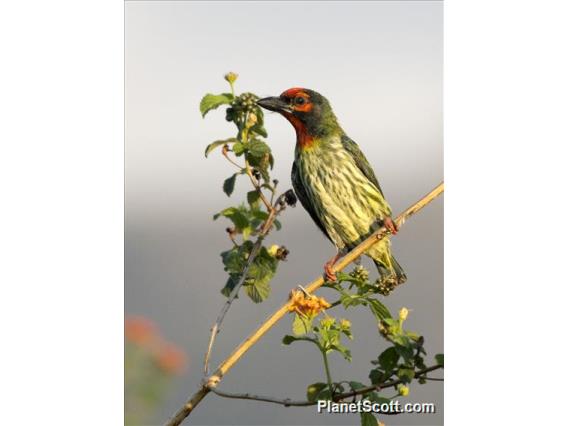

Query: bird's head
left=257, top=88, right=342, bottom=148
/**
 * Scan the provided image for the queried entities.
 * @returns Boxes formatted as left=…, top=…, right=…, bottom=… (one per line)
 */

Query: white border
left=0, top=1, right=123, bottom=424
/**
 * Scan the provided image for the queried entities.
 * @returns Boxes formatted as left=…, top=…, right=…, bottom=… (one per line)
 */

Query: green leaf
left=204, top=138, right=238, bottom=158
left=244, top=252, right=276, bottom=303
left=368, top=299, right=392, bottom=320
left=251, top=124, right=268, bottom=138
left=306, top=383, right=327, bottom=402
left=245, top=278, right=270, bottom=303
left=360, top=412, right=378, bottom=426
left=435, top=353, right=444, bottom=366
left=330, top=343, right=352, bottom=361
left=397, top=368, right=415, bottom=383
left=228, top=211, right=249, bottom=230
left=248, top=139, right=271, bottom=157
left=273, top=219, right=282, bottom=231
left=223, top=173, right=237, bottom=196
left=369, top=368, right=383, bottom=385
left=247, top=190, right=261, bottom=206
left=340, top=293, right=364, bottom=309
left=220, top=275, right=239, bottom=298
left=282, top=335, right=301, bottom=345
left=378, top=347, right=400, bottom=373
left=395, top=345, right=414, bottom=364
left=220, top=247, right=244, bottom=274
left=233, top=142, right=246, bottom=156
left=292, top=314, right=312, bottom=336
left=242, top=226, right=253, bottom=240
left=215, top=207, right=249, bottom=230
left=250, top=210, right=269, bottom=221
left=200, top=93, right=233, bottom=117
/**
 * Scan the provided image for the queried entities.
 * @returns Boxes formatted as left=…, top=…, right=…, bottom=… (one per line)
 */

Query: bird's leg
left=383, top=216, right=398, bottom=235
left=323, top=250, right=343, bottom=282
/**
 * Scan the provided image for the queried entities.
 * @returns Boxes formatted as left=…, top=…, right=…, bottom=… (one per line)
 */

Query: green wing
left=291, top=161, right=332, bottom=242
left=340, top=134, right=384, bottom=197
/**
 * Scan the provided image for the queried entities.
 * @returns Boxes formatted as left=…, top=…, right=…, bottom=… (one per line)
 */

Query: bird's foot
left=323, top=252, right=341, bottom=282
left=383, top=217, right=398, bottom=235
left=324, top=262, right=337, bottom=282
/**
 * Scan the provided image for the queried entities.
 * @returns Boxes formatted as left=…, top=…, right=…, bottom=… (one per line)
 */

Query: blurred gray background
left=125, top=1, right=443, bottom=425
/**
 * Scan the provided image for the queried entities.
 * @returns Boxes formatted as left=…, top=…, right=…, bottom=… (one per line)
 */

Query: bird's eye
left=294, top=97, right=306, bottom=105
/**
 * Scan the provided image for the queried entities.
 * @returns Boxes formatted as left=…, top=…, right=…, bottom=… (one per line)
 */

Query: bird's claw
left=324, top=262, right=337, bottom=282
left=383, top=217, right=398, bottom=235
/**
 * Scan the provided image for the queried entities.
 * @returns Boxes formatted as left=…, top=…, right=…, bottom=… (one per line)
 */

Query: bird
left=257, top=88, right=406, bottom=286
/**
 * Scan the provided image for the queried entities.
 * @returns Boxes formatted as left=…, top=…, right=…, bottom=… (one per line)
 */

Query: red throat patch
left=282, top=111, right=314, bottom=149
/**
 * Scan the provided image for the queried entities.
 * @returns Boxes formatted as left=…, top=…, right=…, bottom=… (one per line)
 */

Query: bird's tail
left=369, top=242, right=406, bottom=295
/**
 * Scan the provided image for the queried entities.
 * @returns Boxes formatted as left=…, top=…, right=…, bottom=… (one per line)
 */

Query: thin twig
left=210, top=365, right=443, bottom=407
left=221, top=147, right=244, bottom=170
left=244, top=161, right=272, bottom=210
left=203, top=193, right=287, bottom=375
left=166, top=182, right=444, bottom=426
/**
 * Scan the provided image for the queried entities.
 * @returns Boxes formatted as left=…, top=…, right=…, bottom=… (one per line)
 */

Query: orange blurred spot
left=156, top=344, right=187, bottom=375
left=125, top=316, right=157, bottom=346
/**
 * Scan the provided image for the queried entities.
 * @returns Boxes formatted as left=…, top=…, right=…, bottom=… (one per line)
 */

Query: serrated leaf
left=368, top=298, right=392, bottom=320
left=200, top=93, right=233, bottom=117
left=306, top=383, right=327, bottom=402
left=204, top=138, right=238, bottom=157
left=223, top=173, right=237, bottom=196
left=435, top=353, right=444, bottom=366
left=244, top=271, right=271, bottom=303
left=220, top=247, right=244, bottom=274
left=378, top=347, right=400, bottom=373
left=233, top=142, right=246, bottom=156
left=360, top=412, right=378, bottom=426
left=292, top=314, right=312, bottom=336
left=248, top=139, right=271, bottom=157
left=215, top=207, right=249, bottom=230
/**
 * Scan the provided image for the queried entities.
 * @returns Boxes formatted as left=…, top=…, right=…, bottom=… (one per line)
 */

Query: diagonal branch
left=209, top=364, right=443, bottom=408
left=166, top=182, right=444, bottom=426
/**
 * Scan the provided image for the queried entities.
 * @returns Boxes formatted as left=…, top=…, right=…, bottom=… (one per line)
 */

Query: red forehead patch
left=281, top=87, right=309, bottom=99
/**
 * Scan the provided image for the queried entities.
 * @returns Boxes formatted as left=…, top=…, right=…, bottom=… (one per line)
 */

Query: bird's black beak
left=257, top=96, right=291, bottom=113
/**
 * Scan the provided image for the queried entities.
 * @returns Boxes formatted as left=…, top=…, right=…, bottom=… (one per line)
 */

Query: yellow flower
left=397, top=384, right=409, bottom=396
left=399, top=307, right=409, bottom=322
left=268, top=245, right=280, bottom=257
left=340, top=319, right=351, bottom=329
left=224, top=72, right=238, bottom=84
left=288, top=290, right=331, bottom=319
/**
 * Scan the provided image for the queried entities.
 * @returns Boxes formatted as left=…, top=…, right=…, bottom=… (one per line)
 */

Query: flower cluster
left=288, top=290, right=331, bottom=319
left=125, top=316, right=187, bottom=375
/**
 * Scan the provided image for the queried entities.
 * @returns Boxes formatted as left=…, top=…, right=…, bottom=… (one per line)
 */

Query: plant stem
left=320, top=347, right=334, bottom=397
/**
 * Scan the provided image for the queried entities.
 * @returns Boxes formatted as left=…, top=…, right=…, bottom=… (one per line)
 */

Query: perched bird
left=257, top=88, right=406, bottom=286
